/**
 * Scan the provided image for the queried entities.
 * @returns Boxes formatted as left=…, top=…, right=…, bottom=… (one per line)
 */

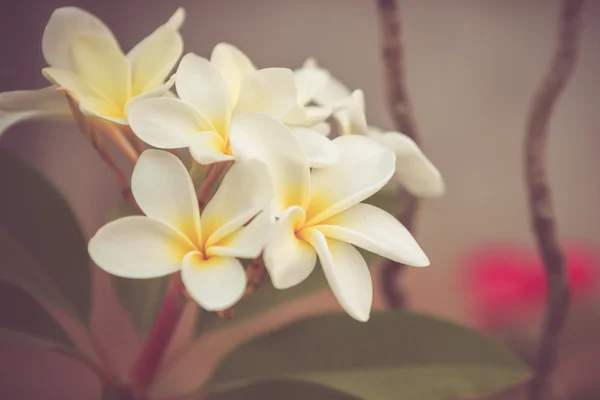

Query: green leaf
left=107, top=198, right=170, bottom=336
left=112, top=276, right=169, bottom=336
left=195, top=266, right=328, bottom=336
left=0, top=282, right=73, bottom=352
left=207, top=311, right=531, bottom=400
left=0, top=151, right=90, bottom=322
left=208, top=380, right=359, bottom=400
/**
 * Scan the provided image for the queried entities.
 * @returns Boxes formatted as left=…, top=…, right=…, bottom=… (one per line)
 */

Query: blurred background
left=1, top=0, right=600, bottom=399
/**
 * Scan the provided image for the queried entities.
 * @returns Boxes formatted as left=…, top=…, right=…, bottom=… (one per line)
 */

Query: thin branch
left=525, top=0, right=585, bottom=399
left=376, top=0, right=421, bottom=308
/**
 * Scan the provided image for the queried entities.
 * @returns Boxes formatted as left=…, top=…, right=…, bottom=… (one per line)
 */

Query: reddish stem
left=129, top=275, right=186, bottom=397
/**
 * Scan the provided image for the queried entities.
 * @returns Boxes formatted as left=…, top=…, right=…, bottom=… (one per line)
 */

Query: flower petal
left=125, top=74, right=176, bottom=110
left=294, top=66, right=330, bottom=105
left=312, top=121, right=331, bottom=136
left=315, top=203, right=429, bottom=266
left=166, top=7, right=186, bottom=30
left=368, top=130, right=445, bottom=198
left=264, top=206, right=317, bottom=289
left=332, top=90, right=368, bottom=135
left=42, top=7, right=116, bottom=70
left=132, top=150, right=201, bottom=245
left=127, top=26, right=183, bottom=96
left=128, top=97, right=212, bottom=148
left=313, top=70, right=351, bottom=108
left=300, top=228, right=372, bottom=322
left=176, top=53, right=231, bottom=136
left=88, top=216, right=194, bottom=278
left=207, top=211, right=272, bottom=259
left=181, top=253, right=246, bottom=311
left=202, top=160, right=273, bottom=247
left=305, top=135, right=395, bottom=225
left=70, top=33, right=130, bottom=114
left=234, top=68, right=297, bottom=119
left=0, top=87, right=70, bottom=136
left=290, top=127, right=339, bottom=168
left=210, top=43, right=255, bottom=107
left=189, top=131, right=235, bottom=165
left=229, top=113, right=310, bottom=215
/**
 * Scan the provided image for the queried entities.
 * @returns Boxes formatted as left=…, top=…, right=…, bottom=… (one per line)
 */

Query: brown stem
left=197, top=162, right=229, bottom=210
left=376, top=0, right=421, bottom=308
left=217, top=256, right=267, bottom=320
left=130, top=275, right=187, bottom=398
left=525, top=0, right=585, bottom=399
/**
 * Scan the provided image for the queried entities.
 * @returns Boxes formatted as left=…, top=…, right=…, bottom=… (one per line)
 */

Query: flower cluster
left=0, top=7, right=444, bottom=321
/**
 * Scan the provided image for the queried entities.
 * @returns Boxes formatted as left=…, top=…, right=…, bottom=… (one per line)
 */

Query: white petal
left=282, top=105, right=330, bottom=127
left=315, top=203, right=429, bottom=266
left=202, top=160, right=273, bottom=247
left=0, top=87, right=70, bottom=135
left=294, top=67, right=330, bottom=105
left=189, top=131, right=235, bottom=165
left=207, top=211, right=273, bottom=259
left=300, top=228, right=372, bottom=322
left=312, top=121, right=331, bottom=136
left=42, top=7, right=116, bottom=70
left=125, top=74, right=176, bottom=110
left=229, top=113, right=310, bottom=215
left=88, top=216, right=194, bottom=278
left=176, top=53, right=231, bottom=136
left=43, top=68, right=121, bottom=119
left=313, top=72, right=351, bottom=108
left=332, top=90, right=368, bottom=135
left=290, top=127, right=338, bottom=168
left=210, top=43, right=256, bottom=107
left=70, top=33, right=130, bottom=111
left=368, top=131, right=445, bottom=198
left=128, top=97, right=212, bottom=149
left=127, top=26, right=183, bottom=96
left=234, top=68, right=297, bottom=119
left=166, top=7, right=186, bottom=30
left=304, top=106, right=332, bottom=126
left=181, top=253, right=246, bottom=311
left=132, top=150, right=201, bottom=245
left=264, top=206, right=317, bottom=289
left=306, top=135, right=396, bottom=225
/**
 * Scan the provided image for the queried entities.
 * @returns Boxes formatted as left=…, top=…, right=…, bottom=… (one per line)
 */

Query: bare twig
left=376, top=0, right=421, bottom=308
left=525, top=0, right=585, bottom=399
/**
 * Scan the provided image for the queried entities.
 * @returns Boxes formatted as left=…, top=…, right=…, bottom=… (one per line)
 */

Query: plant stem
left=525, top=0, right=585, bottom=399
left=376, top=0, right=421, bottom=308
left=197, top=162, right=229, bottom=210
left=130, top=275, right=187, bottom=398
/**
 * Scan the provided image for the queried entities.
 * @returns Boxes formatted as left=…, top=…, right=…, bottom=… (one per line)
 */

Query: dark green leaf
left=107, top=198, right=169, bottom=336
left=208, top=380, right=359, bottom=400
left=195, top=266, right=328, bottom=336
left=0, top=282, right=73, bottom=352
left=0, top=151, right=90, bottom=322
left=207, top=311, right=531, bottom=400
left=112, top=276, right=169, bottom=336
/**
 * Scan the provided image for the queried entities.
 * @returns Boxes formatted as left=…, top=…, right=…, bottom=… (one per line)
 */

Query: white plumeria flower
left=128, top=43, right=338, bottom=167
left=88, top=150, right=273, bottom=311
left=0, top=7, right=185, bottom=133
left=301, top=59, right=445, bottom=198
left=230, top=121, right=429, bottom=321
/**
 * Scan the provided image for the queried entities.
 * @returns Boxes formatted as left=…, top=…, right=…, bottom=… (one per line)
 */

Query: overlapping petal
left=207, top=211, right=272, bottom=259
left=189, top=132, right=234, bottom=164
left=229, top=113, right=310, bottom=215
left=176, top=54, right=231, bottom=136
left=315, top=203, right=429, bottom=266
left=300, top=228, right=372, bottom=322
left=294, top=66, right=330, bottom=105
left=305, top=135, right=395, bottom=225
left=88, top=216, right=195, bottom=278
left=202, top=160, right=273, bottom=247
left=131, top=150, right=201, bottom=245
left=128, top=97, right=213, bottom=148
left=290, top=127, right=338, bottom=168
left=181, top=253, right=246, bottom=311
left=210, top=43, right=256, bottom=107
left=264, top=207, right=317, bottom=289
left=234, top=68, right=297, bottom=119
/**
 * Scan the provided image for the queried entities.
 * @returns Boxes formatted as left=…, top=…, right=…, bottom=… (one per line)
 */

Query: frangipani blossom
left=0, top=7, right=185, bottom=133
left=88, top=150, right=273, bottom=311
left=231, top=122, right=429, bottom=321
left=302, top=59, right=445, bottom=198
left=129, top=44, right=338, bottom=167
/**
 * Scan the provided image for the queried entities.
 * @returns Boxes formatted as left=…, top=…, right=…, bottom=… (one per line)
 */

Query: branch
left=525, top=0, right=585, bottom=399
left=376, top=0, right=421, bottom=308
